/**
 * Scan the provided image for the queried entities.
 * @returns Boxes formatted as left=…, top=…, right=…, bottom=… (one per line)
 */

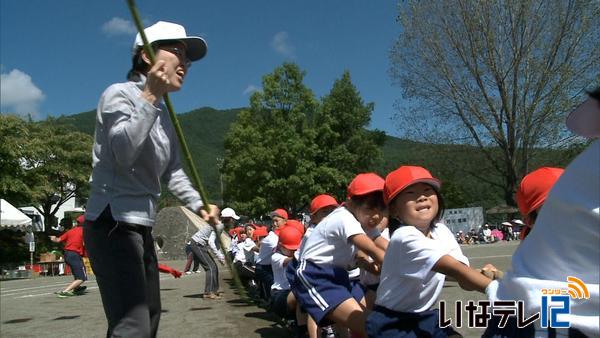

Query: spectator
left=49, top=215, right=87, bottom=298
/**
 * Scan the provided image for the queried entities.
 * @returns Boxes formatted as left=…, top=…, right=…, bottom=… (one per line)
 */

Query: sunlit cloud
left=271, top=31, right=296, bottom=59
left=102, top=17, right=137, bottom=36
left=243, top=85, right=262, bottom=96
left=0, top=68, right=45, bottom=119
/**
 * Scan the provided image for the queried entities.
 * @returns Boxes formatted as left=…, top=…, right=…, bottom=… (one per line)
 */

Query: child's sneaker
left=57, top=291, right=75, bottom=298
left=204, top=293, right=222, bottom=300
left=73, top=285, right=87, bottom=295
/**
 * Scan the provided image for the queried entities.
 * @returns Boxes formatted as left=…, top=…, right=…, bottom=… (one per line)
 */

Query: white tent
left=0, top=199, right=32, bottom=231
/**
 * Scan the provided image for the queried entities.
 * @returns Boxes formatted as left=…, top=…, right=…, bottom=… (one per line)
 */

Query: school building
left=441, top=207, right=485, bottom=234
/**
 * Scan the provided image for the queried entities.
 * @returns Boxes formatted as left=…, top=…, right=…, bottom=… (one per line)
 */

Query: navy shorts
left=350, top=278, right=366, bottom=302
left=287, top=259, right=360, bottom=325
left=64, top=250, right=87, bottom=281
left=366, top=305, right=460, bottom=338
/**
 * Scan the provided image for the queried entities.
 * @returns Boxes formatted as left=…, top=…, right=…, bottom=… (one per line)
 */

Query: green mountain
left=55, top=107, right=577, bottom=212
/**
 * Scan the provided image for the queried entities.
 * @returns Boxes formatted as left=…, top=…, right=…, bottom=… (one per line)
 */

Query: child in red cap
left=295, top=194, right=339, bottom=338
left=253, top=208, right=288, bottom=298
left=287, top=173, right=386, bottom=338
left=367, top=166, right=496, bottom=337
left=270, top=226, right=303, bottom=322
left=515, top=167, right=564, bottom=240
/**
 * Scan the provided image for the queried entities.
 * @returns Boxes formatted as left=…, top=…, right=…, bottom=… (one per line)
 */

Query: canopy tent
left=0, top=199, right=32, bottom=231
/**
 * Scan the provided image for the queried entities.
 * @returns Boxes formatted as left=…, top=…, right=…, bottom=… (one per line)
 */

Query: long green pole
left=126, top=0, right=248, bottom=301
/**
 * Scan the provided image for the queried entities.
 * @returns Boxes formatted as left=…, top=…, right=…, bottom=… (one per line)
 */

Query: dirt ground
left=0, top=241, right=518, bottom=338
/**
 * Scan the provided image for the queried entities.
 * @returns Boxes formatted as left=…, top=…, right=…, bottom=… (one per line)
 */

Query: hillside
left=55, top=107, right=577, bottom=212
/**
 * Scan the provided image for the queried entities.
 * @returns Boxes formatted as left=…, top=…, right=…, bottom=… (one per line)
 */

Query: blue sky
left=1, top=1, right=403, bottom=136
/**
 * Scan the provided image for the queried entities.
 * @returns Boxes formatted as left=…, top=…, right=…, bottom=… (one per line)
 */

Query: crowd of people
left=455, top=220, right=522, bottom=245
left=73, top=19, right=597, bottom=338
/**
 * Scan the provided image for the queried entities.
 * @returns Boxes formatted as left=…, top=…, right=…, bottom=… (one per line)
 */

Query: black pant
left=190, top=243, right=219, bottom=294
left=255, top=263, right=274, bottom=301
left=84, top=207, right=161, bottom=338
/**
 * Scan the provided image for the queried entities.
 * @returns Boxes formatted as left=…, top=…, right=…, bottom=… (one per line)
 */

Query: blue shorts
left=366, top=305, right=459, bottom=338
left=64, top=250, right=87, bottom=281
left=350, top=278, right=365, bottom=302
left=287, top=259, right=360, bottom=326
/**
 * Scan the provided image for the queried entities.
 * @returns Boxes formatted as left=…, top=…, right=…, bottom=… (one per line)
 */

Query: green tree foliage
left=313, top=71, right=385, bottom=200
left=390, top=0, right=599, bottom=206
left=223, top=63, right=319, bottom=216
left=0, top=116, right=34, bottom=206
left=0, top=115, right=93, bottom=230
left=1, top=115, right=93, bottom=262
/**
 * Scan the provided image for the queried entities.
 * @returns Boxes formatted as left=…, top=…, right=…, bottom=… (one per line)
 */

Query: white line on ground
left=3, top=275, right=180, bottom=299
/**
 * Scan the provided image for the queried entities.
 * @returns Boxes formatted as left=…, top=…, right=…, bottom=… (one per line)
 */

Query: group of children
left=178, top=89, right=600, bottom=336
left=201, top=166, right=495, bottom=338
left=208, top=147, right=593, bottom=338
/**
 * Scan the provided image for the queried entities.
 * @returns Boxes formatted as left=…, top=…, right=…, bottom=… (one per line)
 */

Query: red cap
left=347, top=173, right=385, bottom=198
left=310, top=194, right=339, bottom=214
left=76, top=215, right=85, bottom=226
left=384, top=166, right=441, bottom=205
left=283, top=219, right=305, bottom=235
left=270, top=208, right=288, bottom=220
left=516, top=167, right=564, bottom=217
left=278, top=226, right=303, bottom=250
left=229, top=225, right=244, bottom=238
left=252, top=225, right=269, bottom=241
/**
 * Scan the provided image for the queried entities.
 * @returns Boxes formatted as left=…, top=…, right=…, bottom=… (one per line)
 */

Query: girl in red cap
left=287, top=173, right=386, bottom=338
left=515, top=167, right=564, bottom=241
left=367, top=166, right=497, bottom=337
left=269, top=226, right=303, bottom=323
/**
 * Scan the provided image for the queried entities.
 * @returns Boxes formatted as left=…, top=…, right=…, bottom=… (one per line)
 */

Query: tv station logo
left=438, top=276, right=590, bottom=329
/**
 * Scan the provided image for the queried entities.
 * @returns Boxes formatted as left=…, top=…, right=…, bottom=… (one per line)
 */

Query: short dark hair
left=350, top=191, right=386, bottom=211
left=126, top=40, right=182, bottom=81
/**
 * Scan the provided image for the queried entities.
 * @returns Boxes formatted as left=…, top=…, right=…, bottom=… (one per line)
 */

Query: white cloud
left=271, top=31, right=296, bottom=59
left=0, top=68, right=45, bottom=118
left=102, top=17, right=137, bottom=36
left=243, top=85, right=261, bottom=96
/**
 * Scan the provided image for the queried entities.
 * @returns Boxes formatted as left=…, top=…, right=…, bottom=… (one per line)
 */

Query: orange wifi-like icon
left=567, top=276, right=590, bottom=300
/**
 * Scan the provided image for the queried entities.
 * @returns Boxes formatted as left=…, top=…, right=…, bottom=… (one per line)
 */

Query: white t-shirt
left=271, top=251, right=291, bottom=291
left=233, top=238, right=257, bottom=264
left=298, top=207, right=365, bottom=268
left=376, top=222, right=469, bottom=312
left=487, top=140, right=599, bottom=337
left=255, top=231, right=278, bottom=265
left=294, top=223, right=317, bottom=261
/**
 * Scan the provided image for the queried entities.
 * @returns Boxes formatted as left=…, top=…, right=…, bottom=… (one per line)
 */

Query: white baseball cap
left=220, top=207, right=240, bottom=220
left=511, top=219, right=525, bottom=225
left=132, top=21, right=207, bottom=61
left=566, top=89, right=600, bottom=138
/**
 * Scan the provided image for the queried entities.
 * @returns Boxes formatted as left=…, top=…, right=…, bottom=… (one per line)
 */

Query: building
left=441, top=207, right=484, bottom=234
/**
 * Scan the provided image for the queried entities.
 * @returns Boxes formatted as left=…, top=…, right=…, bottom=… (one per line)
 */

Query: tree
left=223, top=63, right=319, bottom=216
left=0, top=115, right=33, bottom=206
left=313, top=71, right=385, bottom=200
left=390, top=0, right=599, bottom=205
left=0, top=116, right=93, bottom=232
